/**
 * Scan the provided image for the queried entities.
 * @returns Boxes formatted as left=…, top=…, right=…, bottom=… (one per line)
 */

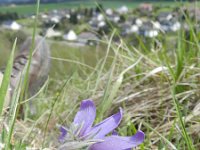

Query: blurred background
left=0, top=0, right=198, bottom=78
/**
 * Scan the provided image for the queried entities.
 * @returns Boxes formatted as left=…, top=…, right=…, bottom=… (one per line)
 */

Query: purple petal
left=86, top=108, right=123, bottom=139
left=73, top=99, right=96, bottom=136
left=59, top=126, right=67, bottom=143
left=89, top=130, right=145, bottom=150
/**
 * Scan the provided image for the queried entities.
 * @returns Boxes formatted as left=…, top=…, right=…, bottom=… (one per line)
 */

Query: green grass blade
left=0, top=38, right=17, bottom=115
left=143, top=122, right=178, bottom=150
left=20, top=0, right=40, bottom=105
left=97, top=42, right=121, bottom=120
left=5, top=75, right=22, bottom=150
left=92, top=30, right=115, bottom=97
left=171, top=84, right=195, bottom=150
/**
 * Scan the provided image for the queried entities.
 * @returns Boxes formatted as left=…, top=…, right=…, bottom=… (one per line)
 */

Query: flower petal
left=112, top=130, right=132, bottom=150
left=73, top=99, right=96, bottom=136
left=89, top=130, right=145, bottom=150
left=59, top=126, right=68, bottom=143
left=86, top=108, right=122, bottom=139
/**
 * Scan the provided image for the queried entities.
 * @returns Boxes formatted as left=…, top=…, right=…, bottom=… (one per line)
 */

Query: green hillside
left=0, top=0, right=179, bottom=15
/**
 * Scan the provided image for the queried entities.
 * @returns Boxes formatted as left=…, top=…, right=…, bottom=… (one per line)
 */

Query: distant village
left=0, top=3, right=199, bottom=46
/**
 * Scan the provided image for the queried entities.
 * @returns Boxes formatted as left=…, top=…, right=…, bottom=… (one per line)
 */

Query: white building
left=106, top=8, right=113, bottom=16
left=117, top=6, right=129, bottom=14
left=170, top=22, right=181, bottom=32
left=97, top=14, right=104, bottom=22
left=46, top=28, right=62, bottom=38
left=145, top=30, right=158, bottom=38
left=2, top=21, right=22, bottom=31
left=130, top=25, right=139, bottom=33
left=135, top=18, right=143, bottom=27
left=63, top=30, right=77, bottom=41
left=50, top=16, right=60, bottom=24
left=78, top=32, right=99, bottom=45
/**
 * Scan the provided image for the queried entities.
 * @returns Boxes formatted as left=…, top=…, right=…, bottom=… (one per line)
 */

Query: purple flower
left=59, top=99, right=145, bottom=150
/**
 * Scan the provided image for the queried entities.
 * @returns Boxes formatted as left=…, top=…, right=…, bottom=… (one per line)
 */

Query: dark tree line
left=0, top=12, right=19, bottom=23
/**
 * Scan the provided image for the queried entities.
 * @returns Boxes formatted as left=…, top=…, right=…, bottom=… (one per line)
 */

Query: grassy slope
left=1, top=29, right=197, bottom=149
left=0, top=32, right=199, bottom=149
left=39, top=29, right=200, bottom=149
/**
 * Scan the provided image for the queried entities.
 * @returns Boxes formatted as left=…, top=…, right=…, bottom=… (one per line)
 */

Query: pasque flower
left=59, top=99, right=145, bottom=150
